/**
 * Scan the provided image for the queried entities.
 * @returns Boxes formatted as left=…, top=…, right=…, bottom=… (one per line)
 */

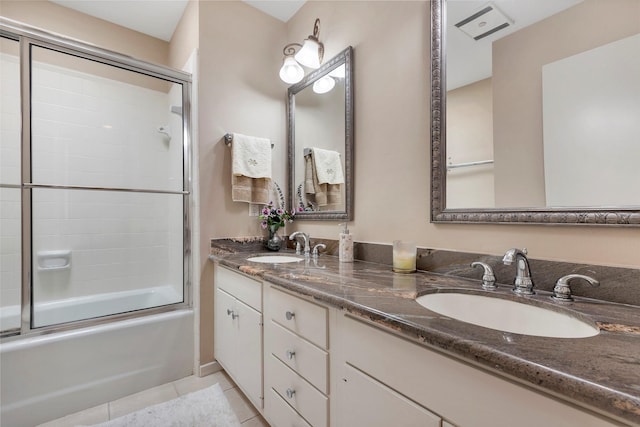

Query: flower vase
left=265, top=225, right=283, bottom=251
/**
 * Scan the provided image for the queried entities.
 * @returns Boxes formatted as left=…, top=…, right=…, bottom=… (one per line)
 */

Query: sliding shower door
left=0, top=22, right=192, bottom=334
left=0, top=36, right=22, bottom=332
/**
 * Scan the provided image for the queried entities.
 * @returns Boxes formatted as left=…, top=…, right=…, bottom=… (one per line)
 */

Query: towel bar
left=224, top=133, right=274, bottom=148
left=447, top=159, right=494, bottom=170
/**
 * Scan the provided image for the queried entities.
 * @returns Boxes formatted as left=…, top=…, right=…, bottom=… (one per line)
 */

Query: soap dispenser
left=339, top=223, right=353, bottom=263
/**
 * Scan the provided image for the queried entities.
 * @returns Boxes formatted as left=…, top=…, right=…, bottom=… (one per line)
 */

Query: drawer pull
left=286, top=350, right=296, bottom=360
left=286, top=388, right=296, bottom=399
left=285, top=311, right=295, bottom=320
left=226, top=309, right=238, bottom=319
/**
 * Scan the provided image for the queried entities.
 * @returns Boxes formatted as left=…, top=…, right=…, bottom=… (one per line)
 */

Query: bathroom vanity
left=211, top=245, right=640, bottom=427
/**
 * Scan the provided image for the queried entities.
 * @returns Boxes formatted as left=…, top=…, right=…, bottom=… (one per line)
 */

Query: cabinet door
left=214, top=288, right=237, bottom=374
left=339, top=364, right=441, bottom=427
left=234, top=298, right=263, bottom=409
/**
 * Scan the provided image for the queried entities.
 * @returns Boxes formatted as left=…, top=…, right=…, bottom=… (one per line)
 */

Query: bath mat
left=85, top=383, right=241, bottom=427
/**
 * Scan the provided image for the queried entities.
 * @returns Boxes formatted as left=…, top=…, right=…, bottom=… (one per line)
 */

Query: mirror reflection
left=288, top=47, right=353, bottom=220
left=444, top=0, right=639, bottom=210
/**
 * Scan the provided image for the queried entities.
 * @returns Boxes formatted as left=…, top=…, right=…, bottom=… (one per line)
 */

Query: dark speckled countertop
left=210, top=245, right=640, bottom=426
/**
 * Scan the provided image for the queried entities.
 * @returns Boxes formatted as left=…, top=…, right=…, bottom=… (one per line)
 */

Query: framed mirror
left=288, top=46, right=354, bottom=220
left=430, top=0, right=640, bottom=226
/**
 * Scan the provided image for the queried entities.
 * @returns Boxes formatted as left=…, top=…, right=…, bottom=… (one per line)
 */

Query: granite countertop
left=210, top=244, right=640, bottom=426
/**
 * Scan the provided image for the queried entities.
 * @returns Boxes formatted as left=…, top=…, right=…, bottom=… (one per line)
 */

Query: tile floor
left=37, top=371, right=269, bottom=427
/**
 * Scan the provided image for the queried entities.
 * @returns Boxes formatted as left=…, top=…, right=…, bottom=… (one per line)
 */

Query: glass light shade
left=279, top=56, right=304, bottom=84
left=294, top=39, right=322, bottom=69
left=328, top=64, right=346, bottom=79
left=313, top=76, right=335, bottom=94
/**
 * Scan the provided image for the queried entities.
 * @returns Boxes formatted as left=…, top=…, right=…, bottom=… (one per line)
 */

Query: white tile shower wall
left=0, top=51, right=22, bottom=323
left=0, top=52, right=21, bottom=185
left=0, top=188, right=21, bottom=326
left=24, top=59, right=185, bottom=310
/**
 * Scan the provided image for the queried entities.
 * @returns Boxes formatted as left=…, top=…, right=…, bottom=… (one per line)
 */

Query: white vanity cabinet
left=214, top=266, right=263, bottom=410
left=214, top=264, right=625, bottom=427
left=333, top=313, right=620, bottom=427
left=263, top=283, right=330, bottom=427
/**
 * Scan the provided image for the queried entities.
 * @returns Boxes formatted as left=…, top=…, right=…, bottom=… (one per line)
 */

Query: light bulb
left=279, top=56, right=304, bottom=84
left=313, top=76, right=335, bottom=94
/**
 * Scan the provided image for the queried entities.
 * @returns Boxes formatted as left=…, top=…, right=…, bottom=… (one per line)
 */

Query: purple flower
left=262, top=207, right=270, bottom=216
left=260, top=220, right=268, bottom=229
left=276, top=208, right=284, bottom=215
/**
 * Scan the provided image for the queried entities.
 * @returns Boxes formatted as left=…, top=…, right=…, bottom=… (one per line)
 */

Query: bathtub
left=0, top=292, right=194, bottom=427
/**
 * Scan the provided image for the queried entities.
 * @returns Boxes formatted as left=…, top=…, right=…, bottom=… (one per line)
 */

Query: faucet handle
left=312, top=243, right=327, bottom=258
left=471, top=262, right=497, bottom=290
left=552, top=274, right=599, bottom=302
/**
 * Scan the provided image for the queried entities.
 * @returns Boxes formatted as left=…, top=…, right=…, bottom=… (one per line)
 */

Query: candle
left=393, top=241, right=416, bottom=273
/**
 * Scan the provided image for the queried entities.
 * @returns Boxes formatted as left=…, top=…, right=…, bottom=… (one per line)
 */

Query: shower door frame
left=0, top=18, right=193, bottom=338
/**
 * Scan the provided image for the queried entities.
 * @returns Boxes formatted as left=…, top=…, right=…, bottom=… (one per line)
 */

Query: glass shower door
left=29, top=45, right=187, bottom=327
left=0, top=36, right=22, bottom=333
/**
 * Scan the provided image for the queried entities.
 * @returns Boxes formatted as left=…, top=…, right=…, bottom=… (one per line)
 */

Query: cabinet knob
left=286, top=350, right=296, bottom=360
left=285, top=311, right=295, bottom=320
left=286, top=388, right=296, bottom=399
left=226, top=309, right=238, bottom=319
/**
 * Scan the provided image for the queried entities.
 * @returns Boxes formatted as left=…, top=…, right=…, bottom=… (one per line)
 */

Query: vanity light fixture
left=312, top=75, right=335, bottom=94
left=279, top=18, right=324, bottom=84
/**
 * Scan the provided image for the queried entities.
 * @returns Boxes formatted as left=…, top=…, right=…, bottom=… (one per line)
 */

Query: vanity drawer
left=267, top=319, right=329, bottom=393
left=216, top=266, right=261, bottom=311
left=267, top=354, right=328, bottom=427
left=268, top=287, right=328, bottom=349
left=265, top=388, right=312, bottom=427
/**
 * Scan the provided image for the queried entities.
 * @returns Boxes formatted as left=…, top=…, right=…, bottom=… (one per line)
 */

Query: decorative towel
left=311, top=147, right=344, bottom=185
left=231, top=133, right=272, bottom=204
left=231, top=133, right=272, bottom=178
left=232, top=175, right=271, bottom=204
left=304, top=152, right=342, bottom=209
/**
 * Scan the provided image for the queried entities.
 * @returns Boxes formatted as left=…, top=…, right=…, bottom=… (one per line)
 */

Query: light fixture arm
left=309, top=18, right=324, bottom=64
left=283, top=43, right=302, bottom=56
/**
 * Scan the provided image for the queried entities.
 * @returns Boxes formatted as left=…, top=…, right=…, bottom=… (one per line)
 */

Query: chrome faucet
left=502, top=248, right=534, bottom=295
left=289, top=231, right=310, bottom=257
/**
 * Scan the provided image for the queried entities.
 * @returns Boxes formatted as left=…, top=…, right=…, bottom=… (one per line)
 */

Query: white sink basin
left=415, top=292, right=598, bottom=338
left=247, top=255, right=304, bottom=264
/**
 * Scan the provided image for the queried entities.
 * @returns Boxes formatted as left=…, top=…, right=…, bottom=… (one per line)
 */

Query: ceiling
left=446, top=0, right=584, bottom=90
left=49, top=0, right=306, bottom=42
left=48, top=0, right=583, bottom=87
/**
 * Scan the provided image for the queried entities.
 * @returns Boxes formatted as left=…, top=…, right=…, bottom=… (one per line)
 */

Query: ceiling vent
left=455, top=3, right=513, bottom=41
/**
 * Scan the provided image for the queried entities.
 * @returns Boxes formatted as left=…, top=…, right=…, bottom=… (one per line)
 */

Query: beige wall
left=195, top=0, right=288, bottom=366
left=446, top=78, right=494, bottom=209
left=0, top=1, right=169, bottom=65
left=492, top=0, right=640, bottom=207
left=285, top=1, right=640, bottom=270
left=169, top=0, right=198, bottom=70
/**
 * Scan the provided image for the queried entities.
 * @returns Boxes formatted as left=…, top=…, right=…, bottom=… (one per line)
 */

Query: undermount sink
left=415, top=292, right=599, bottom=338
left=246, top=255, right=304, bottom=264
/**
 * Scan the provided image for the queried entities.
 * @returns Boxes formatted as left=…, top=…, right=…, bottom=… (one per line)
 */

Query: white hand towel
left=231, top=133, right=272, bottom=179
left=311, top=147, right=345, bottom=185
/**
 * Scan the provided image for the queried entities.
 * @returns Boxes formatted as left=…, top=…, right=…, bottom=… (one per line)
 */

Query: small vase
left=265, top=225, right=283, bottom=251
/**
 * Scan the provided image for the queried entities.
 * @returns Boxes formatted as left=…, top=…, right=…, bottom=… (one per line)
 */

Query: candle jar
left=392, top=240, right=417, bottom=273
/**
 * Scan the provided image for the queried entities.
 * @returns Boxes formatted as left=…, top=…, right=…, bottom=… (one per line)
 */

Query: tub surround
left=210, top=238, right=640, bottom=425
